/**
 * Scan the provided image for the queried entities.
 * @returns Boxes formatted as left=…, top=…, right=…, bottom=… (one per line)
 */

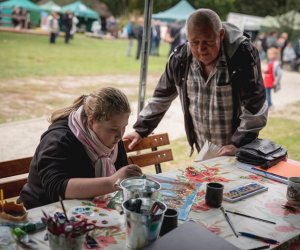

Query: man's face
left=187, top=23, right=224, bottom=66
left=88, top=112, right=130, bottom=149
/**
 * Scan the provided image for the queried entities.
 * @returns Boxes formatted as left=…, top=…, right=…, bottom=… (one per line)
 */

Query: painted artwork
left=149, top=175, right=201, bottom=220
left=69, top=206, right=121, bottom=228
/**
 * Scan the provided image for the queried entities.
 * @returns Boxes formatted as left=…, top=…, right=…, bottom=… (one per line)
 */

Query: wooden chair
left=0, top=156, right=32, bottom=199
left=123, top=133, right=173, bottom=174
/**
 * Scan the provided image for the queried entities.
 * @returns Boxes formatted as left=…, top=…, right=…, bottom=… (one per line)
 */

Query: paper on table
left=194, top=140, right=221, bottom=162
left=255, top=159, right=300, bottom=178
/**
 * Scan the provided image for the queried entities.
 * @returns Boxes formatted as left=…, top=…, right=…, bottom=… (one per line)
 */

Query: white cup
left=286, top=177, right=300, bottom=205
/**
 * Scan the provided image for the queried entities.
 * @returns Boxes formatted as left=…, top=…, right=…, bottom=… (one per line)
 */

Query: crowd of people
left=123, top=16, right=188, bottom=59
left=253, top=30, right=300, bottom=110
left=124, top=16, right=162, bottom=59
left=46, top=10, right=78, bottom=44
left=11, top=6, right=30, bottom=29
left=254, top=31, right=300, bottom=72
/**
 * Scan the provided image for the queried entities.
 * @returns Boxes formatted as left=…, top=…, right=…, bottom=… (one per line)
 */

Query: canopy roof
left=260, top=16, right=280, bottom=29
left=152, top=0, right=195, bottom=22
left=39, top=0, right=62, bottom=13
left=61, top=1, right=99, bottom=20
left=261, top=10, right=300, bottom=30
left=278, top=10, right=300, bottom=30
left=227, top=12, right=264, bottom=31
left=0, top=0, right=41, bottom=12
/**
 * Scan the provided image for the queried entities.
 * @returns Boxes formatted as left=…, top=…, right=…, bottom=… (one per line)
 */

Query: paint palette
left=223, top=182, right=268, bottom=202
left=69, top=206, right=121, bottom=227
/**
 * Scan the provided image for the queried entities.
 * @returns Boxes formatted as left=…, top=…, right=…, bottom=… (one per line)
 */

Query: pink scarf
left=68, top=106, right=117, bottom=177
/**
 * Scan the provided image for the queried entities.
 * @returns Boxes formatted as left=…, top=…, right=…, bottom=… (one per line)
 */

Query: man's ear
left=220, top=28, right=225, bottom=42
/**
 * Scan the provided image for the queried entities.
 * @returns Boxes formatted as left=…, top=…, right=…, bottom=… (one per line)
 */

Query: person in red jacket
left=264, top=47, right=282, bottom=110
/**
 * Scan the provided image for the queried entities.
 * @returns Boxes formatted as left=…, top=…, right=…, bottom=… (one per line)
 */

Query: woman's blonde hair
left=48, top=87, right=131, bottom=124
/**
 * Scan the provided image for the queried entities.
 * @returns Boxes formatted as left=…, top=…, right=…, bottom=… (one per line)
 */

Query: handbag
left=235, top=138, right=288, bottom=169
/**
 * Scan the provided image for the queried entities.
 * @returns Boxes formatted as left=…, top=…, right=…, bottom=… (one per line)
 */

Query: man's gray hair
left=186, top=9, right=222, bottom=37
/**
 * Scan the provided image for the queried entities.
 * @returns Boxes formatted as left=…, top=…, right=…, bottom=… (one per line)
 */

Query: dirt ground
left=0, top=70, right=300, bottom=161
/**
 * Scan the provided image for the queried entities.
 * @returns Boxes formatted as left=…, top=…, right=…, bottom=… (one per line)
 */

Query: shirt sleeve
left=35, top=128, right=85, bottom=202
left=231, top=41, right=268, bottom=147
left=133, top=56, right=179, bottom=137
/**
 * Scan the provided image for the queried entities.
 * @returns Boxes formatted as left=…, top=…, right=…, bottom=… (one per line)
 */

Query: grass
left=0, top=32, right=169, bottom=78
left=1, top=31, right=300, bottom=164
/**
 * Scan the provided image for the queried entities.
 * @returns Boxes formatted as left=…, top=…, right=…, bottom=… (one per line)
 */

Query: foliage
left=25, top=0, right=300, bottom=19
left=233, top=0, right=300, bottom=17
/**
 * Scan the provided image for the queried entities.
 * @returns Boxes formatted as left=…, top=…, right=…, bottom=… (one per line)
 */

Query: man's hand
left=123, top=131, right=142, bottom=150
left=217, top=144, right=237, bottom=156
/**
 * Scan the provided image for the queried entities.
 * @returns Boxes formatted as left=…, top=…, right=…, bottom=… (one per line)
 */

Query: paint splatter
left=185, top=166, right=231, bottom=183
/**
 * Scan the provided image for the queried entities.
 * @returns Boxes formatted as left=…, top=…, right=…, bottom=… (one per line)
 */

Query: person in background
left=124, top=8, right=267, bottom=159
left=125, top=16, right=136, bottom=57
left=266, top=31, right=278, bottom=49
left=48, top=11, right=59, bottom=44
left=11, top=6, right=21, bottom=29
left=63, top=10, right=73, bottom=44
left=277, top=32, right=289, bottom=64
left=282, top=41, right=296, bottom=70
left=254, top=32, right=267, bottom=61
left=150, top=19, right=161, bottom=56
left=18, top=87, right=142, bottom=209
left=292, top=38, right=300, bottom=72
left=135, top=17, right=144, bottom=60
left=264, top=48, right=282, bottom=110
left=70, top=13, right=79, bottom=40
left=20, top=8, right=30, bottom=29
left=100, top=16, right=107, bottom=35
left=165, top=20, right=183, bottom=55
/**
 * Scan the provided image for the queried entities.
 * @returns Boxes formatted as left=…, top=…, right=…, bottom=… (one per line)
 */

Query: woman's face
left=88, top=112, right=130, bottom=149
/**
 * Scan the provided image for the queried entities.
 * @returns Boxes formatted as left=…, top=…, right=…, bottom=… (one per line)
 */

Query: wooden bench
left=0, top=156, right=32, bottom=199
left=123, top=133, right=174, bottom=174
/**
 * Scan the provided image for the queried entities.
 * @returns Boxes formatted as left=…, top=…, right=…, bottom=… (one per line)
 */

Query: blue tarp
left=61, top=1, right=99, bottom=20
left=0, top=0, right=41, bottom=12
left=0, top=0, right=41, bottom=26
left=153, top=0, right=195, bottom=22
left=39, top=0, right=62, bottom=13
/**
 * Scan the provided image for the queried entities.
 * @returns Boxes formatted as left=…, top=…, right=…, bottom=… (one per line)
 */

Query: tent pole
left=137, top=0, right=153, bottom=115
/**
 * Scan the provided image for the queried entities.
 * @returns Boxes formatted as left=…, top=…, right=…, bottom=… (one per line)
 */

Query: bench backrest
left=123, top=133, right=174, bottom=174
left=0, top=133, right=174, bottom=198
left=0, top=156, right=32, bottom=199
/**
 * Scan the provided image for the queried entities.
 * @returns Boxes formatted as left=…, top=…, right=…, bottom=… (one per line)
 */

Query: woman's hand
left=112, top=164, right=142, bottom=184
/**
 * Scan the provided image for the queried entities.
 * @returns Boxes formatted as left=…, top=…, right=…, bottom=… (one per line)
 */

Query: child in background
left=264, top=47, right=282, bottom=110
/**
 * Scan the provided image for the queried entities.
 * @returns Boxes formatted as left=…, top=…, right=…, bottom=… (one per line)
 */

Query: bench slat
left=127, top=149, right=173, bottom=168
left=0, top=157, right=31, bottom=199
left=123, top=133, right=170, bottom=152
left=0, top=157, right=32, bottom=178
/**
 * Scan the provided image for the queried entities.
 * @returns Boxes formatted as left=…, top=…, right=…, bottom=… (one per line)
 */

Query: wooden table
left=6, top=156, right=300, bottom=249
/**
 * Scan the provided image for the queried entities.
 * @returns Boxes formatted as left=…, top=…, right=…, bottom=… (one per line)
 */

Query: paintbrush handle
left=221, top=207, right=239, bottom=238
left=239, top=231, right=280, bottom=244
left=225, top=210, right=276, bottom=224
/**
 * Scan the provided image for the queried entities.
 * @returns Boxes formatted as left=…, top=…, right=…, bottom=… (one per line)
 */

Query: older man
left=125, top=9, right=268, bottom=158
